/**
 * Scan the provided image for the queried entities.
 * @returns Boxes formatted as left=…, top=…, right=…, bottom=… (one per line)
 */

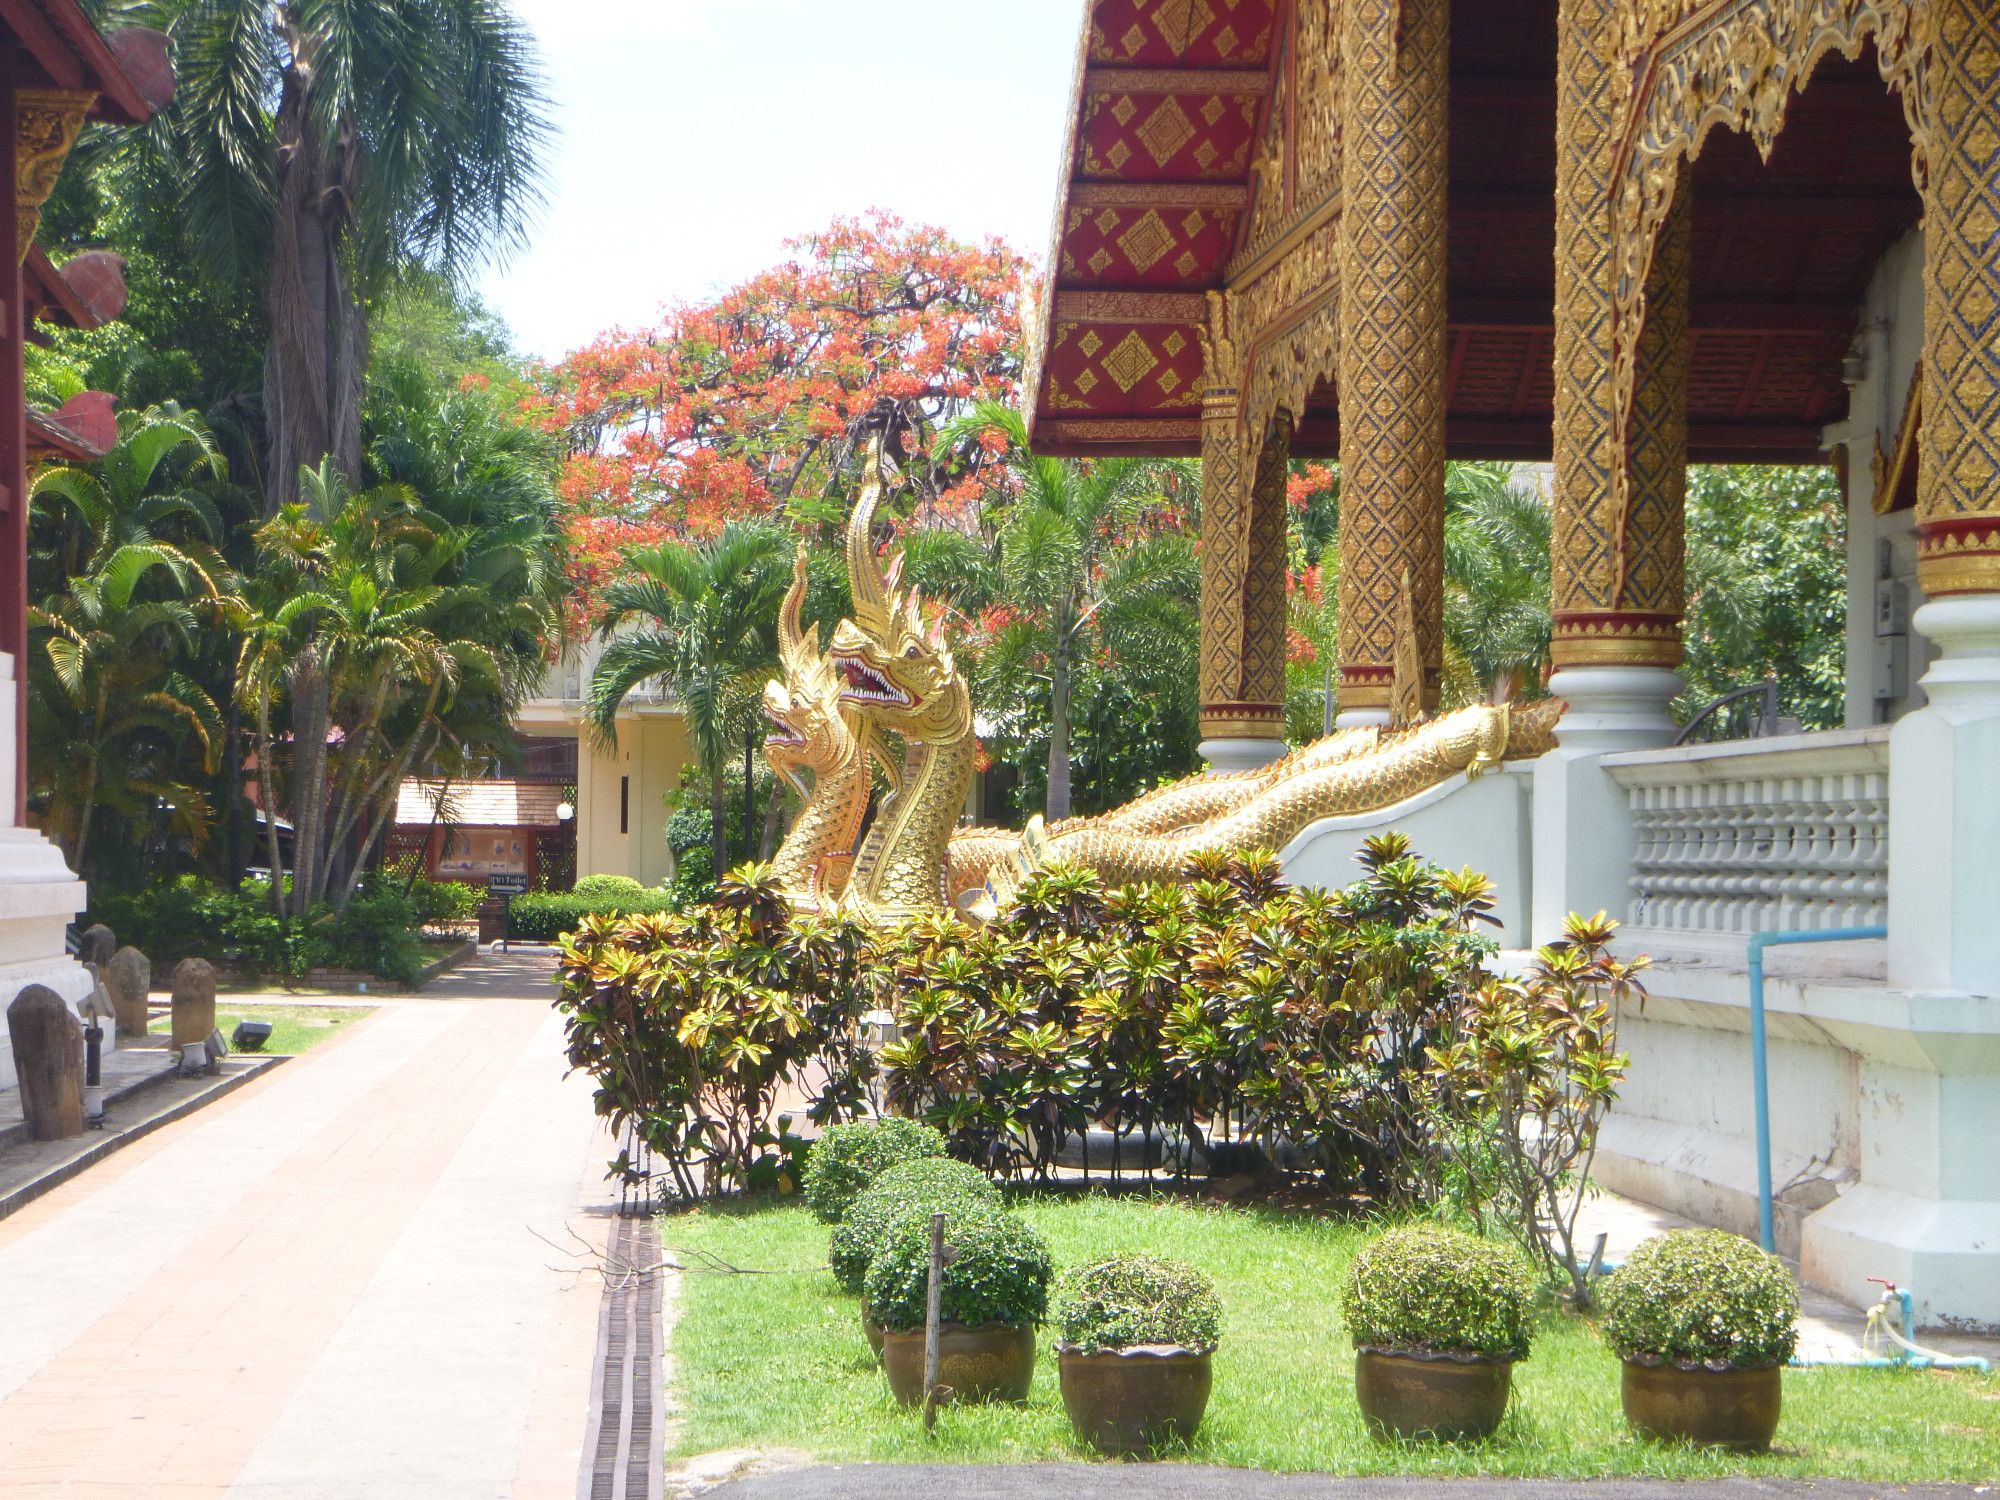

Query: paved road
left=0, top=949, right=614, bottom=1499
left=700, top=1470, right=1992, bottom=1500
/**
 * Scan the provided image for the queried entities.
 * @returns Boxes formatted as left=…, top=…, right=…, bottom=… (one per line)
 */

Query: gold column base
left=1917, top=519, right=2000, bottom=597
left=1551, top=612, right=1684, bottom=670
left=1198, top=703, right=1284, bottom=741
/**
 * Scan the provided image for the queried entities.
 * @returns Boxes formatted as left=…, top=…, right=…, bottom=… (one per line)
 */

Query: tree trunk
left=709, top=773, right=728, bottom=882
left=1047, top=632, right=1073, bottom=823
left=757, top=776, right=785, bottom=860
left=289, top=646, right=329, bottom=911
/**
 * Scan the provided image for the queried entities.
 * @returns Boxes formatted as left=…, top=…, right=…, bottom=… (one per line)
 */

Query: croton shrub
left=553, top=837, right=1637, bottom=1249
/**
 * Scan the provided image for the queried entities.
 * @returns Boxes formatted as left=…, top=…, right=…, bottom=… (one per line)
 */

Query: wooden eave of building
left=24, top=244, right=99, bottom=334
left=27, top=405, right=100, bottom=462
left=1029, top=0, right=1923, bottom=468
left=0, top=0, right=160, bottom=123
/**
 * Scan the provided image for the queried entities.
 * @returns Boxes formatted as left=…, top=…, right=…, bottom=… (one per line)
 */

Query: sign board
left=486, top=874, right=530, bottom=896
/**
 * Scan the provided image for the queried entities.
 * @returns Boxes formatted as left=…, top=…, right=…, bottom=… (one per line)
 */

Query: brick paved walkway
left=0, top=950, right=613, bottom=1499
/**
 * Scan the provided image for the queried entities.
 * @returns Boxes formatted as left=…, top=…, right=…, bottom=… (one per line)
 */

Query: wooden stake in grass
left=922, top=1211, right=948, bottom=1432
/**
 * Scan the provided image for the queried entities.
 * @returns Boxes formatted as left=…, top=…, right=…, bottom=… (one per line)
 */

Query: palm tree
left=30, top=537, right=237, bottom=881
left=931, top=401, right=1192, bottom=822
left=238, top=462, right=514, bottom=913
left=28, top=406, right=242, bottom=882
left=1441, top=464, right=1553, bottom=704
left=585, top=526, right=791, bottom=881
left=143, top=0, right=550, bottom=512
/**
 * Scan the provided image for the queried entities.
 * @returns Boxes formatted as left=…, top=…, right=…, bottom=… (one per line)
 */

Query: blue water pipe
left=1744, top=926, right=1992, bottom=1373
left=1745, top=926, right=1886, bottom=1253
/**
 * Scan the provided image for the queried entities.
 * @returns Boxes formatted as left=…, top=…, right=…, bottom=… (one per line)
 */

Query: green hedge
left=85, top=874, right=431, bottom=985
left=863, top=1204, right=1053, bottom=1333
left=506, top=888, right=676, bottom=942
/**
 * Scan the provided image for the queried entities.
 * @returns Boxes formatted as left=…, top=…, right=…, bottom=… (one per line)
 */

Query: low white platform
left=1280, top=762, right=1534, bottom=945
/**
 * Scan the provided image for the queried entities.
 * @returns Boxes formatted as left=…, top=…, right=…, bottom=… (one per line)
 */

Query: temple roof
left=1028, top=0, right=1923, bottom=466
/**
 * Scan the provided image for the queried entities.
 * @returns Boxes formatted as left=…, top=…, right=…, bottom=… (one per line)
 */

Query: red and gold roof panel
left=1059, top=188, right=1243, bottom=287
left=1086, top=0, right=1277, bottom=68
left=1075, top=72, right=1265, bottom=183
left=1042, top=292, right=1208, bottom=420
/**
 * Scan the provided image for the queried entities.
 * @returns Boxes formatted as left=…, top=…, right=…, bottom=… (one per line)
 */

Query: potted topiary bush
left=863, top=1204, right=1053, bottom=1406
left=1341, top=1225, right=1533, bottom=1441
left=1054, top=1255, right=1222, bottom=1454
left=1602, top=1229, right=1798, bottom=1451
left=801, top=1116, right=947, bottom=1224
left=829, top=1157, right=1000, bottom=1355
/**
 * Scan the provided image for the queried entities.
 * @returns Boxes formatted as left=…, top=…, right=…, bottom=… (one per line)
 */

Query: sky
left=479, top=0, right=1083, bottom=361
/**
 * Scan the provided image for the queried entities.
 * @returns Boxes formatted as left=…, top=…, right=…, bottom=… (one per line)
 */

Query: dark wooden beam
left=1451, top=190, right=1919, bottom=221
left=1446, top=296, right=1860, bottom=333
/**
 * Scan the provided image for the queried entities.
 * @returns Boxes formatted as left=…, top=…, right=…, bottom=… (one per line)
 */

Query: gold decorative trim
left=1226, top=187, right=1343, bottom=289
left=16, top=89, right=97, bottom=262
left=1871, top=364, right=1922, bottom=515
left=1051, top=289, right=1209, bottom=323
left=1081, top=67, right=1274, bottom=95
left=1070, top=182, right=1250, bottom=208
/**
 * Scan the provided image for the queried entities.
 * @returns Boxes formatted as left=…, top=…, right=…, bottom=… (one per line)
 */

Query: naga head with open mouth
left=763, top=545, right=864, bottom=796
left=829, top=438, right=971, bottom=743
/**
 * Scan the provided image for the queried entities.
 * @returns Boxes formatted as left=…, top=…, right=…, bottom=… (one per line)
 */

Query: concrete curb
left=0, top=1054, right=286, bottom=1223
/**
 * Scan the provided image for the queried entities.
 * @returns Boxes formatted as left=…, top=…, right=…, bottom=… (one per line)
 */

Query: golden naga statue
left=762, top=443, right=1563, bottom=922
left=761, top=546, right=880, bottom=913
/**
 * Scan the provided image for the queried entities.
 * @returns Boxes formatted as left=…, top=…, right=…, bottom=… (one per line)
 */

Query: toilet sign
left=486, top=874, right=530, bottom=896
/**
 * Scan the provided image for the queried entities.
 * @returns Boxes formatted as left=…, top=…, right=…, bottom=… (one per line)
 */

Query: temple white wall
left=1832, top=226, right=1936, bottom=727
left=0, top=651, right=99, bottom=1091
left=1568, top=222, right=2000, bottom=1331
left=1280, top=762, right=1534, bottom=945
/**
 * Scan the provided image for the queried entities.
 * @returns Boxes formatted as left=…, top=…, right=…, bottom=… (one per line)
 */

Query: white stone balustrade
left=1601, top=727, right=1891, bottom=936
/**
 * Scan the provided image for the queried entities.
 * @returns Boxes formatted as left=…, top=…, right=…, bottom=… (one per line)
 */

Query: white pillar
left=1530, top=666, right=1683, bottom=945
left=1887, top=596, right=2000, bottom=994
left=1332, top=707, right=1393, bottom=730
left=1199, top=737, right=1288, bottom=775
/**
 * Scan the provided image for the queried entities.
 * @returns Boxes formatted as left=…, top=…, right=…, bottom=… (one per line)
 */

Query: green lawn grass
left=660, top=1191, right=2000, bottom=1479
left=149, top=1004, right=376, bottom=1054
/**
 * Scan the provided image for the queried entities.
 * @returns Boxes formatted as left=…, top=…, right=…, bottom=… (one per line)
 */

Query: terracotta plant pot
left=1621, top=1359, right=1782, bottom=1451
left=1354, top=1349, right=1513, bottom=1442
left=1058, top=1345, right=1213, bottom=1454
left=863, top=1311, right=885, bottom=1359
left=881, top=1321, right=1035, bottom=1406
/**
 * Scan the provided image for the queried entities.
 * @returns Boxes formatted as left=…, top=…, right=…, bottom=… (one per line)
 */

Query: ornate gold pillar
left=1549, top=0, right=1688, bottom=675
left=1336, top=0, right=1449, bottom=724
left=1914, top=0, right=2000, bottom=599
left=1888, top=0, right=2000, bottom=996
left=1197, top=294, right=1291, bottom=770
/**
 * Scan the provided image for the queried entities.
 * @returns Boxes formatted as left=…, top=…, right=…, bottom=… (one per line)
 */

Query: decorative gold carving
left=1241, top=406, right=1294, bottom=722
left=1617, top=171, right=1690, bottom=646
left=1197, top=291, right=1250, bottom=724
left=1235, top=211, right=1342, bottom=446
left=1037, top=418, right=1203, bottom=445
left=1052, top=289, right=1209, bottom=322
left=1871, top=364, right=1923, bottom=514
left=1337, top=0, right=1448, bottom=713
left=1916, top=0, right=2000, bottom=595
left=15, top=90, right=97, bottom=261
left=1579, top=0, right=1934, bottom=615
left=1232, top=0, right=1344, bottom=283
left=1192, top=286, right=1295, bottom=734
left=1080, top=67, right=1274, bottom=97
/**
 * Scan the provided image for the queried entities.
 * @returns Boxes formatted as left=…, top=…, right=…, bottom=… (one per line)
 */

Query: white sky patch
left=479, top=0, right=1081, bottom=361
